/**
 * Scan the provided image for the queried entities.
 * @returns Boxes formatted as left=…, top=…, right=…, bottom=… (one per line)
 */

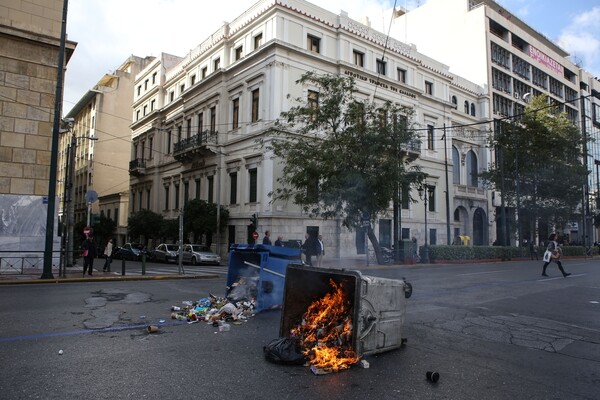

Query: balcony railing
left=173, top=130, right=217, bottom=161
left=398, top=139, right=421, bottom=161
left=129, top=158, right=146, bottom=176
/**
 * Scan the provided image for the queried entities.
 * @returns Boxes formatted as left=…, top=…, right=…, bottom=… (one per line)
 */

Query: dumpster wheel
left=404, top=282, right=413, bottom=299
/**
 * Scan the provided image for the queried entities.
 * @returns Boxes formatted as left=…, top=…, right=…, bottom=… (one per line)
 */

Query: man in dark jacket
left=81, top=236, right=97, bottom=276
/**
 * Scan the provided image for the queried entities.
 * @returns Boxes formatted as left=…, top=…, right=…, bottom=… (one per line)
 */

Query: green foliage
left=183, top=199, right=229, bottom=246
left=161, top=218, right=180, bottom=242
left=480, top=94, right=588, bottom=235
left=92, top=214, right=116, bottom=246
left=267, top=71, right=425, bottom=230
left=127, top=209, right=165, bottom=243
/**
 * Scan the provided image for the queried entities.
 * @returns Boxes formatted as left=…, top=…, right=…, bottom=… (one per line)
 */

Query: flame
left=291, top=279, right=359, bottom=372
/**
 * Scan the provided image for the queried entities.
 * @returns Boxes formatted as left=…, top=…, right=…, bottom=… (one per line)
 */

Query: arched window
left=470, top=103, right=476, bottom=116
left=452, top=146, right=460, bottom=184
left=451, top=95, right=457, bottom=107
left=466, top=150, right=478, bottom=187
left=464, top=101, right=469, bottom=113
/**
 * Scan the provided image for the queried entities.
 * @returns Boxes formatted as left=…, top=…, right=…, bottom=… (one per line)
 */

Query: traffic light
left=249, top=213, right=258, bottom=230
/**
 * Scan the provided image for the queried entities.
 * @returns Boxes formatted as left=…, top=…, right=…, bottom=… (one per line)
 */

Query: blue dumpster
left=226, top=244, right=301, bottom=312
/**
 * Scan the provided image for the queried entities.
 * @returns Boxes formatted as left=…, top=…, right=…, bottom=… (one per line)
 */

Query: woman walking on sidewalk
left=81, top=236, right=97, bottom=276
left=541, top=233, right=571, bottom=278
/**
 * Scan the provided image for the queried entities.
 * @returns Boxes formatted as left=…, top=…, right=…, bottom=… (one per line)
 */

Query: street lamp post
left=418, top=184, right=433, bottom=264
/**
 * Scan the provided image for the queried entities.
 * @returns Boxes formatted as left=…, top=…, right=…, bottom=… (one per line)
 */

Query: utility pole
left=42, top=0, right=69, bottom=279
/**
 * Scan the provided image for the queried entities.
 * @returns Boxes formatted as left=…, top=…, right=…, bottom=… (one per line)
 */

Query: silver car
left=152, top=243, right=180, bottom=263
left=182, top=244, right=221, bottom=265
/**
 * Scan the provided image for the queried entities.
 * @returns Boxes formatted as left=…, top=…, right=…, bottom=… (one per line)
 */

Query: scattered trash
left=158, top=320, right=165, bottom=324
left=426, top=371, right=440, bottom=383
left=58, top=350, right=63, bottom=355
left=310, top=365, right=332, bottom=375
left=166, top=282, right=257, bottom=331
left=147, top=325, right=159, bottom=333
left=264, top=337, right=306, bottom=365
left=140, top=315, right=146, bottom=319
left=359, top=360, right=370, bottom=369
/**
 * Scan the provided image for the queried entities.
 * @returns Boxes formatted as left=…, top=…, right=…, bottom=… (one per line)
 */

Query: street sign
left=252, top=231, right=259, bottom=240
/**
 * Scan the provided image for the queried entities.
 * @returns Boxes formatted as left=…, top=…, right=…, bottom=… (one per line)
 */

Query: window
left=167, top=130, right=171, bottom=154
left=197, top=112, right=203, bottom=134
left=235, top=46, right=243, bottom=60
left=177, top=125, right=182, bottom=142
left=131, top=192, right=136, bottom=212
left=353, top=50, right=364, bottom=67
left=428, top=187, right=435, bottom=212
left=169, top=91, right=174, bottom=102
left=397, top=68, right=406, bottom=83
left=229, top=172, right=237, bottom=204
left=470, top=103, right=476, bottom=116
left=464, top=101, right=469, bottom=113
left=425, top=81, right=433, bottom=95
left=139, top=190, right=144, bottom=211
left=376, top=59, right=386, bottom=75
left=307, top=35, right=320, bottom=53
left=401, top=184, right=410, bottom=209
left=427, top=124, right=434, bottom=150
left=150, top=99, right=155, bottom=111
left=137, top=85, right=141, bottom=96
left=207, top=176, right=214, bottom=203
left=248, top=168, right=257, bottom=203
left=144, top=79, right=148, bottom=90
left=232, top=98, right=239, bottom=129
left=251, top=89, right=260, bottom=123
left=114, top=208, right=118, bottom=224
left=146, top=189, right=151, bottom=210
left=467, top=150, right=478, bottom=187
left=213, top=58, right=220, bottom=71
left=180, top=83, right=185, bottom=93
left=143, top=105, right=147, bottom=116
left=152, top=72, right=157, bottom=84
left=187, top=118, right=192, bottom=139
left=184, top=181, right=189, bottom=204
left=139, top=141, right=144, bottom=159
left=174, top=184, right=180, bottom=209
left=451, top=96, right=457, bottom=107
left=308, top=90, right=319, bottom=121
left=254, top=33, right=263, bottom=49
left=210, top=106, right=216, bottom=133
left=201, top=67, right=207, bottom=79
left=195, top=178, right=201, bottom=199
left=148, top=138, right=153, bottom=159
left=164, top=186, right=169, bottom=210
left=136, top=110, right=140, bottom=121
left=452, top=146, right=460, bottom=184
left=190, top=74, right=196, bottom=86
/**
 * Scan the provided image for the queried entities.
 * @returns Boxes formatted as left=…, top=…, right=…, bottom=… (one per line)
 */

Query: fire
left=290, top=279, right=359, bottom=372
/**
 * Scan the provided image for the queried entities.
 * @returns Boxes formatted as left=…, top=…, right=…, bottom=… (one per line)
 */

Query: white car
left=182, top=244, right=221, bottom=265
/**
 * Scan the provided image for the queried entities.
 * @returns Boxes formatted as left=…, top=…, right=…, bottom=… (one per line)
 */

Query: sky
left=63, top=0, right=600, bottom=115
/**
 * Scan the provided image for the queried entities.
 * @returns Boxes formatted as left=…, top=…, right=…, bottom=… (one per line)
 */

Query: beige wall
left=0, top=0, right=75, bottom=197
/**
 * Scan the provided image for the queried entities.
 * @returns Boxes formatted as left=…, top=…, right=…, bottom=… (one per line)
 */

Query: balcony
left=173, top=130, right=218, bottom=161
left=129, top=158, right=146, bottom=176
left=398, top=139, right=421, bottom=161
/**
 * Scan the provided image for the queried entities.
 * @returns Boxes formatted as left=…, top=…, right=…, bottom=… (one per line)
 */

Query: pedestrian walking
left=302, top=233, right=318, bottom=266
left=316, top=235, right=324, bottom=267
left=103, top=238, right=114, bottom=272
left=541, top=233, right=571, bottom=278
left=274, top=235, right=284, bottom=247
left=81, top=236, right=97, bottom=276
left=262, top=230, right=272, bottom=245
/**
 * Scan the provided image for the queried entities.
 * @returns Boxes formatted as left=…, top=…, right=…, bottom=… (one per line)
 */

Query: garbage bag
left=263, top=337, right=306, bottom=365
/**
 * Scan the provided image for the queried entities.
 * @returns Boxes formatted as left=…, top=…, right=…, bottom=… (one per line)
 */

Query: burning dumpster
left=226, top=244, right=301, bottom=312
left=280, top=264, right=412, bottom=367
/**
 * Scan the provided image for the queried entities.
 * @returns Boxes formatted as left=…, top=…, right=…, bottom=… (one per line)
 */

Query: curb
left=0, top=273, right=219, bottom=285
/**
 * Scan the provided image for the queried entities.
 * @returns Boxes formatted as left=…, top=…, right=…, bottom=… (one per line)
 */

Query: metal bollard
left=121, top=257, right=125, bottom=276
left=141, top=253, right=146, bottom=275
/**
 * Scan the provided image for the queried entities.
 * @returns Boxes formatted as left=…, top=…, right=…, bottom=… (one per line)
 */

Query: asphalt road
left=0, top=258, right=598, bottom=400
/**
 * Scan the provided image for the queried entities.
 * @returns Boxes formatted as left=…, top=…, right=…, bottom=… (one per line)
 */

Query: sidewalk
left=0, top=255, right=385, bottom=285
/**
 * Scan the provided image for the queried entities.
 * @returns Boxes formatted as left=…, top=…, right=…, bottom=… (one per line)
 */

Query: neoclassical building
left=129, top=0, right=491, bottom=259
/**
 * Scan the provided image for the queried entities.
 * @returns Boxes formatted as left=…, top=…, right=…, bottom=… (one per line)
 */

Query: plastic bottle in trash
left=219, top=323, right=231, bottom=332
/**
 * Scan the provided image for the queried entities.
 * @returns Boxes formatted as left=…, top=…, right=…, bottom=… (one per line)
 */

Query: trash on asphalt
left=168, top=282, right=257, bottom=330
left=426, top=371, right=440, bottom=383
left=147, top=325, right=159, bottom=333
left=58, top=350, right=64, bottom=355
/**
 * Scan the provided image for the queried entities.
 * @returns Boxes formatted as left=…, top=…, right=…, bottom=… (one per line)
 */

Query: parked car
left=112, top=243, right=147, bottom=261
left=182, top=244, right=221, bottom=265
left=152, top=243, right=180, bottom=263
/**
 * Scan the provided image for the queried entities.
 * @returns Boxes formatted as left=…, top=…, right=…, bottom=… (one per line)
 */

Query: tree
left=161, top=218, right=180, bottom=242
left=127, top=209, right=165, bottom=244
left=92, top=214, right=116, bottom=248
left=266, top=72, right=424, bottom=263
left=183, top=199, right=229, bottom=247
left=481, top=94, right=588, bottom=242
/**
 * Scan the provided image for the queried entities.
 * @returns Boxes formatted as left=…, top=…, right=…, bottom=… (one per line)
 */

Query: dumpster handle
left=243, top=261, right=286, bottom=278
